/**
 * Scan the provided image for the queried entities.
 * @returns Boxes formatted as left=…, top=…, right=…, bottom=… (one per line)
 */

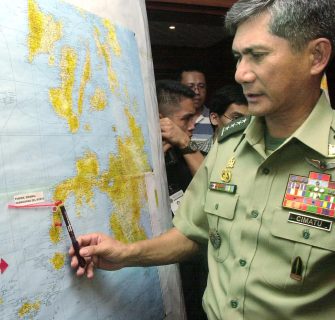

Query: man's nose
left=193, top=86, right=200, bottom=94
left=235, top=59, right=255, bottom=84
left=188, top=118, right=196, bottom=131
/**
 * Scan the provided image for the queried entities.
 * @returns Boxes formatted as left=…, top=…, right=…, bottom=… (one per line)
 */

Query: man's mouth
left=245, top=93, right=262, bottom=102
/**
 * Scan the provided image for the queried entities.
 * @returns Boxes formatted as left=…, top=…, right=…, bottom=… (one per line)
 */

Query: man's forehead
left=179, top=98, right=196, bottom=112
left=181, top=71, right=206, bottom=83
left=232, top=12, right=272, bottom=51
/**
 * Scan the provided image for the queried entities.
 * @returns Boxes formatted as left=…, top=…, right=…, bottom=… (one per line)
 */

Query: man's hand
left=69, top=232, right=128, bottom=279
left=162, top=140, right=173, bottom=153
left=160, top=117, right=189, bottom=149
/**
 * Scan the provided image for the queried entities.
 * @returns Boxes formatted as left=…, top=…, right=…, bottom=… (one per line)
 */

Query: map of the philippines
left=0, top=0, right=165, bottom=319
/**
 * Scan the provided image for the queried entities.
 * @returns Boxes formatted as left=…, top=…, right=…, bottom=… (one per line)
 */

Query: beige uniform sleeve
left=172, top=141, right=219, bottom=245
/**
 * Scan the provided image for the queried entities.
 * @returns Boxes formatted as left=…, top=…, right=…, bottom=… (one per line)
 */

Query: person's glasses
left=223, top=113, right=244, bottom=121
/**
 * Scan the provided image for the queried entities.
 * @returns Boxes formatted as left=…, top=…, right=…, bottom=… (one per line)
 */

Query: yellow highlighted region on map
left=54, top=151, right=99, bottom=213
left=49, top=46, right=79, bottom=133
left=50, top=252, right=65, bottom=270
left=18, top=301, right=41, bottom=318
left=98, top=108, right=151, bottom=243
left=49, top=209, right=62, bottom=244
left=27, top=0, right=63, bottom=63
left=78, top=47, right=92, bottom=115
left=94, top=26, right=119, bottom=93
left=52, top=108, right=150, bottom=243
left=103, top=19, right=122, bottom=57
left=90, top=88, right=107, bottom=111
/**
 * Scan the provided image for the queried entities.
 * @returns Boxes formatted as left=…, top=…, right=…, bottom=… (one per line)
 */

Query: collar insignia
left=218, top=116, right=251, bottom=143
left=329, top=144, right=335, bottom=157
left=306, top=158, right=335, bottom=171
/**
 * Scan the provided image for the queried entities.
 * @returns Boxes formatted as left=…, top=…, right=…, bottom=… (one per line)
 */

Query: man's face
left=169, top=98, right=196, bottom=137
left=210, top=103, right=248, bottom=134
left=232, top=12, right=312, bottom=119
left=217, top=103, right=248, bottom=127
left=180, top=71, right=207, bottom=110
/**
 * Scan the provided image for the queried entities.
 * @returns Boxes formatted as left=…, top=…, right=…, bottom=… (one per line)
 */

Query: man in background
left=156, top=79, right=197, bottom=202
left=157, top=79, right=205, bottom=176
left=156, top=79, right=208, bottom=320
left=200, top=84, right=248, bottom=155
left=179, top=67, right=213, bottom=146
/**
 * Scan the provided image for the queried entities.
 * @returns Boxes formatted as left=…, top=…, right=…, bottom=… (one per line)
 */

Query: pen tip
left=55, top=200, right=63, bottom=206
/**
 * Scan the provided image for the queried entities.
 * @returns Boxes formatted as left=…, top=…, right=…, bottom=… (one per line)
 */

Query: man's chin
left=193, top=100, right=201, bottom=108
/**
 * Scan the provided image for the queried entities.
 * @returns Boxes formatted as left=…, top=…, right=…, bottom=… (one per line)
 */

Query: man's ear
left=309, top=38, right=332, bottom=75
left=210, top=112, right=219, bottom=126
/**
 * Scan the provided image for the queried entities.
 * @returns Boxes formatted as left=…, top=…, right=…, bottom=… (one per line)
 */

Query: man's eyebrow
left=183, top=112, right=196, bottom=118
left=232, top=45, right=269, bottom=55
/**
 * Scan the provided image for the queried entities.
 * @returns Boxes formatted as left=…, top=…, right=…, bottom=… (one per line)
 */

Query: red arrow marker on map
left=0, top=259, right=8, bottom=274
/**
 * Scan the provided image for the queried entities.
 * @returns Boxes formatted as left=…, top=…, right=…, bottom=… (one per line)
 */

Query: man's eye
left=233, top=54, right=241, bottom=62
left=251, top=52, right=265, bottom=60
left=232, top=114, right=244, bottom=120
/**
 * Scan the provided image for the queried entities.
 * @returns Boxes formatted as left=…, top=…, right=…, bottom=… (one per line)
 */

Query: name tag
left=288, top=212, right=332, bottom=232
left=170, top=190, right=184, bottom=215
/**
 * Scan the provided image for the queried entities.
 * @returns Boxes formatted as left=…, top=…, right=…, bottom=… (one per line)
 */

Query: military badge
left=283, top=172, right=335, bottom=219
left=329, top=144, right=335, bottom=157
left=209, top=229, right=221, bottom=249
left=209, top=181, right=237, bottom=194
left=305, top=158, right=335, bottom=171
left=221, top=156, right=235, bottom=183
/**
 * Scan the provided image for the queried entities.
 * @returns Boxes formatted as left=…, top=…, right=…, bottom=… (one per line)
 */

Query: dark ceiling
left=146, top=0, right=233, bottom=48
left=145, top=0, right=237, bottom=95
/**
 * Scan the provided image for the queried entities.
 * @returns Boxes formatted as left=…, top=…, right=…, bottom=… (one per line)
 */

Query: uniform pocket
left=204, top=190, right=239, bottom=262
left=261, top=208, right=335, bottom=291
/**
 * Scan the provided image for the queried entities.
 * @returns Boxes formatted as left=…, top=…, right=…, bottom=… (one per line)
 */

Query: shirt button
left=239, top=259, right=247, bottom=267
left=251, top=210, right=259, bottom=218
left=230, top=300, right=239, bottom=308
left=215, top=203, right=219, bottom=210
left=262, top=167, right=270, bottom=175
left=303, top=229, right=310, bottom=239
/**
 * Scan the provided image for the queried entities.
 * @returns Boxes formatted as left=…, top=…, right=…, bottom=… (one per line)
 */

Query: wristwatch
left=180, top=140, right=198, bottom=154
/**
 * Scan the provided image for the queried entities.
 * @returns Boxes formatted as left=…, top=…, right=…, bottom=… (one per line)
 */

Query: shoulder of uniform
left=217, top=116, right=251, bottom=144
left=331, top=109, right=335, bottom=132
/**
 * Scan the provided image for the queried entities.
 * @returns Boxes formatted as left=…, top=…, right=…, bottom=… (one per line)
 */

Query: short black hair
left=177, top=65, right=206, bottom=81
left=208, top=84, right=247, bottom=116
left=156, top=79, right=195, bottom=116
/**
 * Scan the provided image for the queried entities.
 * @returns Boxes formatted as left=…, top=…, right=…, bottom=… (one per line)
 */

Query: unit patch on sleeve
left=283, top=172, right=335, bottom=219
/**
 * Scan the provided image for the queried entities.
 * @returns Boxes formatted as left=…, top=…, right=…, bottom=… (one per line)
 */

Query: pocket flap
left=271, top=209, right=335, bottom=251
left=204, top=190, right=239, bottom=220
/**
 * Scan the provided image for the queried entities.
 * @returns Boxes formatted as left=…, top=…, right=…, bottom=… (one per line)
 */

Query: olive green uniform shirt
left=173, top=92, right=335, bottom=319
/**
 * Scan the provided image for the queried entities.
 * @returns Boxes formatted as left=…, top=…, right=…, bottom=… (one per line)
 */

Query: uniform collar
left=243, top=91, right=333, bottom=157
left=290, top=92, right=332, bottom=157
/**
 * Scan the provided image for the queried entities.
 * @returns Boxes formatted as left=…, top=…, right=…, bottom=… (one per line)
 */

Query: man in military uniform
left=70, top=1, right=335, bottom=319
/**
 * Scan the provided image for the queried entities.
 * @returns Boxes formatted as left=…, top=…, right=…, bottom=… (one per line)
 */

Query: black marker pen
left=58, top=204, right=86, bottom=268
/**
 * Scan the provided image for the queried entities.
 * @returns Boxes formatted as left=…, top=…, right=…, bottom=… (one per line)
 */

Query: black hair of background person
left=208, top=84, right=248, bottom=116
left=156, top=79, right=195, bottom=110
left=175, top=64, right=207, bottom=81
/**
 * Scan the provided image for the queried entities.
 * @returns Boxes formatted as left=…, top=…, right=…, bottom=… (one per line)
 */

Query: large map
left=0, top=0, right=166, bottom=318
